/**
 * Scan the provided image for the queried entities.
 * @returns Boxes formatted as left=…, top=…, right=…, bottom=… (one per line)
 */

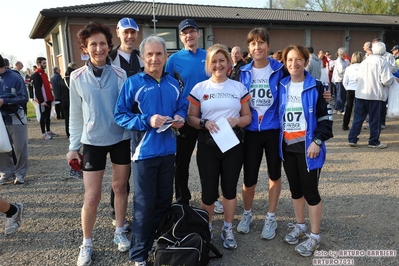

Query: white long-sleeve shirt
left=332, top=57, right=348, bottom=83
left=68, top=63, right=130, bottom=151
left=343, top=63, right=359, bottom=91
left=356, top=54, right=394, bottom=101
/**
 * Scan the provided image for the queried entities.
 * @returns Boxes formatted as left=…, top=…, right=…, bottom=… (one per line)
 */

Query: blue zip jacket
left=165, top=48, right=207, bottom=102
left=278, top=72, right=333, bottom=171
left=0, top=69, right=28, bottom=125
left=239, top=58, right=285, bottom=131
left=114, top=72, right=187, bottom=161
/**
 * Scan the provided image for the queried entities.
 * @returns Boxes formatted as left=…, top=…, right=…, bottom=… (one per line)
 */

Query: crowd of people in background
left=1, top=15, right=399, bottom=266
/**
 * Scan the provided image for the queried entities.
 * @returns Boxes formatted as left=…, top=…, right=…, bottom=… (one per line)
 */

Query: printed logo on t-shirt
left=203, top=94, right=209, bottom=100
left=207, top=92, right=239, bottom=99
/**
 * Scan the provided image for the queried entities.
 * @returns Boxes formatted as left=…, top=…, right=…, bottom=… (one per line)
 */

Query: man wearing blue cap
left=166, top=19, right=222, bottom=207
left=109, top=17, right=144, bottom=232
left=110, top=17, right=143, bottom=77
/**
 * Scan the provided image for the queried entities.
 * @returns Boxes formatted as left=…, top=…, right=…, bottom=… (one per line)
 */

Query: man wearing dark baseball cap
left=178, top=18, right=199, bottom=32
left=391, top=44, right=399, bottom=52
left=165, top=19, right=224, bottom=214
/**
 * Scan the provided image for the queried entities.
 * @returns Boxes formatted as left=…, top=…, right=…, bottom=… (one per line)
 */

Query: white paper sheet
left=156, top=123, right=172, bottom=133
left=210, top=118, right=240, bottom=153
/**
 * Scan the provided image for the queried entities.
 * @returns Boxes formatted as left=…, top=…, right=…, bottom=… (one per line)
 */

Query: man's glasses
left=180, top=29, right=198, bottom=36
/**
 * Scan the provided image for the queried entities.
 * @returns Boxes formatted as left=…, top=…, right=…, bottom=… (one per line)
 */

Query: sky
left=1, top=0, right=266, bottom=69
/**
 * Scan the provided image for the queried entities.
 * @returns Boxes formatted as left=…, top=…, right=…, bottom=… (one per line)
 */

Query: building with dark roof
left=30, top=1, right=399, bottom=74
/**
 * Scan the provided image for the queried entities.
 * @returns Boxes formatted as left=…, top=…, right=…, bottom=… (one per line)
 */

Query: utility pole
left=152, top=0, right=157, bottom=34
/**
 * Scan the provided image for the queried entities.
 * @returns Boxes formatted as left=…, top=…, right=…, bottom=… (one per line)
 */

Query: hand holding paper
left=209, top=118, right=239, bottom=153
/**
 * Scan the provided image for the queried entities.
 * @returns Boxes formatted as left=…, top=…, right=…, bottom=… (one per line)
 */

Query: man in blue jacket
left=0, top=54, right=28, bottom=185
left=114, top=36, right=186, bottom=266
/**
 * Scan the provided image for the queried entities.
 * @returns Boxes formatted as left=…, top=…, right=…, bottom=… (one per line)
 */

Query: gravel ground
left=0, top=109, right=398, bottom=266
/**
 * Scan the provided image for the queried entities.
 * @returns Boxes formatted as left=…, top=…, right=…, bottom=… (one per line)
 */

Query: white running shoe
left=284, top=223, right=307, bottom=245
left=221, top=227, right=237, bottom=249
left=237, top=213, right=252, bottom=234
left=113, top=231, right=130, bottom=252
left=5, top=203, right=23, bottom=235
left=295, top=234, right=320, bottom=257
left=42, top=133, right=52, bottom=140
left=77, top=245, right=93, bottom=266
left=260, top=217, right=277, bottom=240
left=214, top=200, right=224, bottom=214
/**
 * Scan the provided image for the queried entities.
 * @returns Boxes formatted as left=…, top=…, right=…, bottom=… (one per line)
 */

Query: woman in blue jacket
left=236, top=27, right=286, bottom=240
left=278, top=45, right=333, bottom=257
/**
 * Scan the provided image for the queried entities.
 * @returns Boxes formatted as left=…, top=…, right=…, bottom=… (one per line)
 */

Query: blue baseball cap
left=117, top=17, right=139, bottom=31
left=178, top=19, right=199, bottom=32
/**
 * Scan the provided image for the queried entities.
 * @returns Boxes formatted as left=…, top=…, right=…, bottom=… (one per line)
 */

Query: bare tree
left=0, top=53, right=18, bottom=67
left=272, top=0, right=399, bottom=15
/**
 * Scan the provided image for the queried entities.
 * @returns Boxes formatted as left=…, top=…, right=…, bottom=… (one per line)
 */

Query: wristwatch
left=313, top=138, right=322, bottom=146
left=199, top=119, right=208, bottom=129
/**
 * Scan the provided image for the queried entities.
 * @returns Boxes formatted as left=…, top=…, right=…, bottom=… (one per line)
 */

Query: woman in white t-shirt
left=187, top=44, right=251, bottom=250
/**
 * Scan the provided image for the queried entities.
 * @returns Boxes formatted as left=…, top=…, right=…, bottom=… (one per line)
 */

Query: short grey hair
left=337, top=47, right=348, bottom=56
left=232, top=46, right=242, bottom=53
left=371, top=42, right=386, bottom=55
left=139, top=36, right=167, bottom=57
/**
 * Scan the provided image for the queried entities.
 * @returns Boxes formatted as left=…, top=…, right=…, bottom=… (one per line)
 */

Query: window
left=152, top=28, right=205, bottom=51
left=155, top=28, right=178, bottom=49
left=51, top=32, right=61, bottom=55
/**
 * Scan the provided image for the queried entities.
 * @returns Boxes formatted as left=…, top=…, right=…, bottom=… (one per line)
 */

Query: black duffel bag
left=154, top=203, right=222, bottom=266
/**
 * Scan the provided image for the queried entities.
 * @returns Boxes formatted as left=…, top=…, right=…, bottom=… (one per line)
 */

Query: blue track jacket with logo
left=278, top=72, right=333, bottom=171
left=239, top=58, right=284, bottom=131
left=114, top=72, right=187, bottom=161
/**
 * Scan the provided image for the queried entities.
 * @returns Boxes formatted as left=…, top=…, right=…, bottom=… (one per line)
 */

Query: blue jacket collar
left=280, top=70, right=316, bottom=91
left=241, top=57, right=283, bottom=72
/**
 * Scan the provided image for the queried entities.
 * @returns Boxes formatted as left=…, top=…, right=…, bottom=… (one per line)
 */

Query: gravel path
left=0, top=112, right=398, bottom=266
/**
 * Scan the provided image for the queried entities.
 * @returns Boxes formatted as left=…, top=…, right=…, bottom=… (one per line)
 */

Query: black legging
left=343, top=90, right=355, bottom=128
left=62, top=103, right=70, bottom=138
left=55, top=99, right=63, bottom=119
left=40, top=102, right=52, bottom=134
left=282, top=150, right=321, bottom=206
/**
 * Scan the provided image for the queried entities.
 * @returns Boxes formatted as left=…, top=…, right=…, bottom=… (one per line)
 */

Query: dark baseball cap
left=178, top=19, right=199, bottom=32
left=391, top=45, right=399, bottom=51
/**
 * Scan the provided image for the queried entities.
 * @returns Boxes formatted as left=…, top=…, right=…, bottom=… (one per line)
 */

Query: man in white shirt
left=348, top=42, right=394, bottom=149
